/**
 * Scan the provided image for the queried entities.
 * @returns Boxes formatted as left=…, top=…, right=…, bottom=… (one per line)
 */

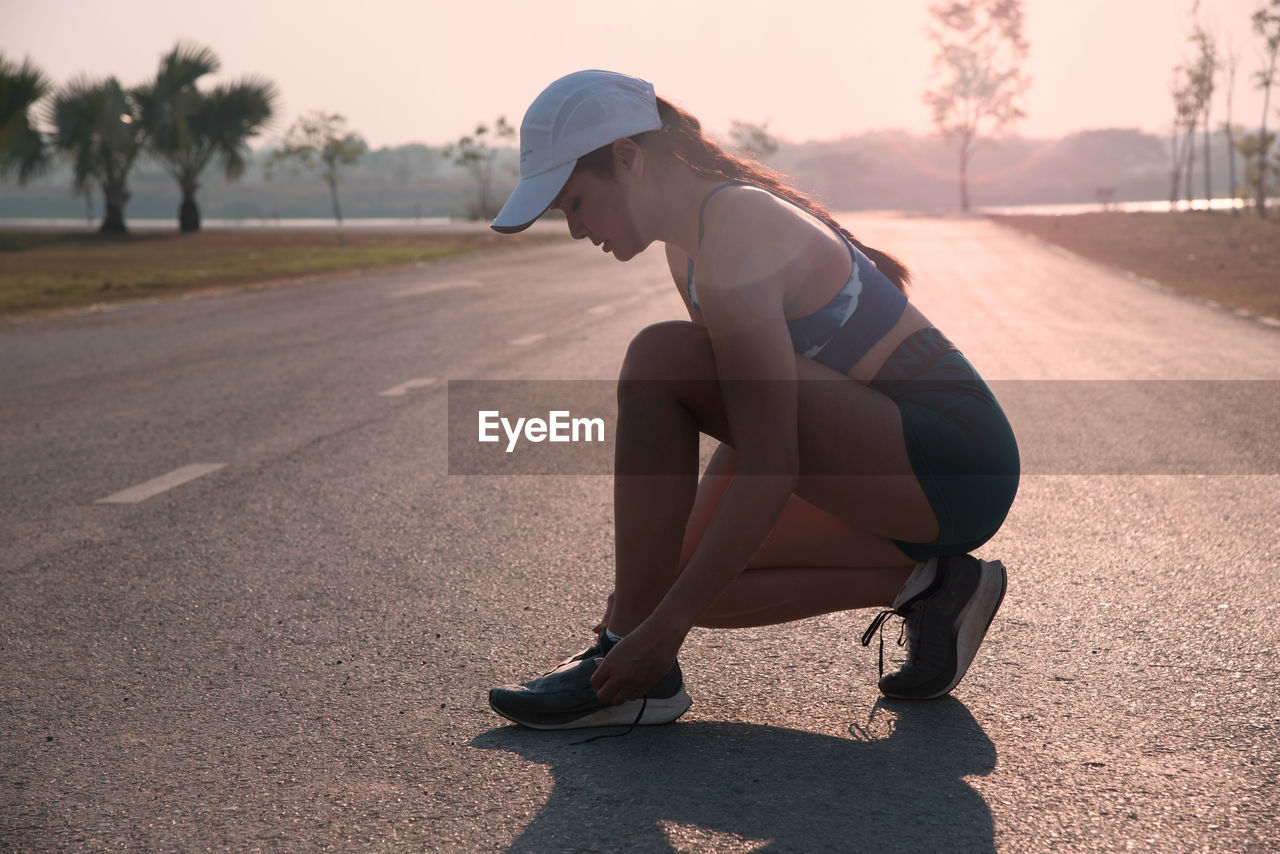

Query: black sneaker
left=861, top=555, right=1007, bottom=699
left=488, top=633, right=692, bottom=730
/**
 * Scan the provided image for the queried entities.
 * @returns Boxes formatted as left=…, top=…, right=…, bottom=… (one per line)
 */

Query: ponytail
left=575, top=97, right=911, bottom=292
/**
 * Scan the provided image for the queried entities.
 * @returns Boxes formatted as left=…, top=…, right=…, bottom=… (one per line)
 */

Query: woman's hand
left=590, top=616, right=687, bottom=705
left=591, top=591, right=616, bottom=636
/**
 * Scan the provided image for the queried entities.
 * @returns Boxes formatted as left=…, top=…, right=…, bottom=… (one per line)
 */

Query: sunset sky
left=3, top=0, right=1274, bottom=149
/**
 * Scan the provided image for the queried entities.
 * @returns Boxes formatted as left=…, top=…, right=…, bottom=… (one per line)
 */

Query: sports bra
left=685, top=181, right=907, bottom=374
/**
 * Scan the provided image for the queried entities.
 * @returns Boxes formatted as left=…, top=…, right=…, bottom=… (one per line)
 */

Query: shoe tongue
left=892, top=558, right=941, bottom=610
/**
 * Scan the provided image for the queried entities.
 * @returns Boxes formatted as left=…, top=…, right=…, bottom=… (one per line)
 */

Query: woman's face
left=552, top=150, right=647, bottom=262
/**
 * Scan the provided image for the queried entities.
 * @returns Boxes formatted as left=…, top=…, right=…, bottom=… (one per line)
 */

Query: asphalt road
left=2, top=216, right=1278, bottom=852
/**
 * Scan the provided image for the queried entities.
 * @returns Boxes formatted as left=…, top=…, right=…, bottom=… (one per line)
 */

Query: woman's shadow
left=471, top=697, right=997, bottom=852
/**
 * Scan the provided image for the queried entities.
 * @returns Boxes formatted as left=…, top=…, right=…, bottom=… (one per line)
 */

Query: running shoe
left=861, top=555, right=1007, bottom=699
left=488, top=632, right=692, bottom=730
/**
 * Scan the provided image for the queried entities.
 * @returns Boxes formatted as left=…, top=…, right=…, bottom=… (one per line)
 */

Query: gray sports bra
left=685, top=180, right=907, bottom=374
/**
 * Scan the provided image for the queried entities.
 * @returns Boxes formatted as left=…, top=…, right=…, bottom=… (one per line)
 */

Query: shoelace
left=861, top=609, right=910, bottom=677
left=572, top=697, right=648, bottom=745
left=564, top=633, right=651, bottom=744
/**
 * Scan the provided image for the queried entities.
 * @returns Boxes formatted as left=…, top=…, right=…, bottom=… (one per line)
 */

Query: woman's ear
left=611, top=138, right=644, bottom=185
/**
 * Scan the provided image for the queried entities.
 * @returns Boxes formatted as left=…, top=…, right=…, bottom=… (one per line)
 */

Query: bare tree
left=1181, top=62, right=1199, bottom=205
left=1188, top=23, right=1218, bottom=207
left=1248, top=0, right=1280, bottom=217
left=1221, top=45, right=1243, bottom=212
left=446, top=117, right=514, bottom=220
left=267, top=111, right=365, bottom=225
left=923, top=0, right=1031, bottom=212
left=1168, top=64, right=1200, bottom=207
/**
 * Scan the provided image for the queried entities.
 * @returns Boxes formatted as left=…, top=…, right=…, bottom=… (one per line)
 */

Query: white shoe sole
left=489, top=687, right=693, bottom=731
left=882, top=558, right=1007, bottom=700
left=940, top=558, right=1007, bottom=698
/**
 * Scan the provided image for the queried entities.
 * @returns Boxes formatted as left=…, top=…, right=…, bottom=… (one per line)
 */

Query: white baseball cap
left=490, top=70, right=662, bottom=234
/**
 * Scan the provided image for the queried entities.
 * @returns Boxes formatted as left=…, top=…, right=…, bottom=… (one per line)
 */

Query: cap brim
left=490, top=161, right=576, bottom=234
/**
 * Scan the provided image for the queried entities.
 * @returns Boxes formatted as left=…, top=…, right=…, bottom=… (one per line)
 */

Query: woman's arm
left=650, top=282, right=800, bottom=626
left=592, top=199, right=805, bottom=704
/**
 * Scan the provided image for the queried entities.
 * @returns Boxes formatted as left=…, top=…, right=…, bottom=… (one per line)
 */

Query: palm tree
left=136, top=42, right=278, bottom=232
left=47, top=75, right=144, bottom=233
left=0, top=52, right=50, bottom=184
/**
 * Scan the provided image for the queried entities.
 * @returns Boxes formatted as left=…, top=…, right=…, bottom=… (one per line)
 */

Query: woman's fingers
left=591, top=649, right=636, bottom=705
left=590, top=630, right=674, bottom=705
left=591, top=592, right=617, bottom=634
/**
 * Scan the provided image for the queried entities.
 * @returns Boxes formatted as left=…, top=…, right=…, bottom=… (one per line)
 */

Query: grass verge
left=0, top=229, right=565, bottom=319
left=990, top=210, right=1280, bottom=322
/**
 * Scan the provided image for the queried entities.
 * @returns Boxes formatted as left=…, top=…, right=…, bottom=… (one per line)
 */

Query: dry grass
left=0, top=229, right=563, bottom=318
left=990, top=210, right=1280, bottom=321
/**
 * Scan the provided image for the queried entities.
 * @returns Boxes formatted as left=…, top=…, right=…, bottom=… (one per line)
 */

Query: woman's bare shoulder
left=697, top=185, right=840, bottom=288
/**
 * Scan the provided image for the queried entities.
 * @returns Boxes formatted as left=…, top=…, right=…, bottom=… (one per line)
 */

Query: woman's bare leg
left=607, top=321, right=935, bottom=635
left=696, top=565, right=914, bottom=628
left=683, top=447, right=915, bottom=627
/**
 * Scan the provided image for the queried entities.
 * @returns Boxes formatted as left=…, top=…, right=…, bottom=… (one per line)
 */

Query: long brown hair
left=575, top=96, right=910, bottom=291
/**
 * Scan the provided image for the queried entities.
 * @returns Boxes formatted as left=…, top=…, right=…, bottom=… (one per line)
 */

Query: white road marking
left=95, top=463, right=227, bottom=505
left=377, top=377, right=439, bottom=397
left=509, top=333, right=547, bottom=347
left=391, top=279, right=482, bottom=297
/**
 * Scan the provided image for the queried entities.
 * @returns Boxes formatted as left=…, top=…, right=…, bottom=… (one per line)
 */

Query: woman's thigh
left=626, top=321, right=939, bottom=546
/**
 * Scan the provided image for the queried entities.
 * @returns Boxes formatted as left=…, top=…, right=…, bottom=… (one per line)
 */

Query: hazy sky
left=3, top=0, right=1274, bottom=148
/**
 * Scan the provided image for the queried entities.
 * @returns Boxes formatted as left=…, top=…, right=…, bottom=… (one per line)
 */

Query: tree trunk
left=1226, top=126, right=1238, bottom=213
left=479, top=156, right=493, bottom=221
left=100, top=181, right=130, bottom=234
left=1223, top=135, right=1233, bottom=213
left=179, top=179, right=201, bottom=233
left=1183, top=124, right=1195, bottom=208
left=1226, top=58, right=1239, bottom=215
left=327, top=176, right=344, bottom=225
left=1202, top=106, right=1212, bottom=209
left=1258, top=53, right=1275, bottom=219
left=958, top=136, right=971, bottom=213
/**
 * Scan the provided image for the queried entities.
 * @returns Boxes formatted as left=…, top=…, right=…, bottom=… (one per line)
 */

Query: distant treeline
left=0, top=128, right=1250, bottom=221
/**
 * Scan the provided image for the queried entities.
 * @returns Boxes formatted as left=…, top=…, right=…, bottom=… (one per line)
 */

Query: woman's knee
left=616, top=321, right=731, bottom=442
left=619, top=321, right=714, bottom=384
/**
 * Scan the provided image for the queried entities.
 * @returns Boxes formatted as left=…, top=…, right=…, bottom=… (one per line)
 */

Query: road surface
left=2, top=215, right=1278, bottom=852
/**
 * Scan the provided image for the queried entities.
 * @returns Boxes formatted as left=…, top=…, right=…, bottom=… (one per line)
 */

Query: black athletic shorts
left=870, top=328, right=1020, bottom=561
